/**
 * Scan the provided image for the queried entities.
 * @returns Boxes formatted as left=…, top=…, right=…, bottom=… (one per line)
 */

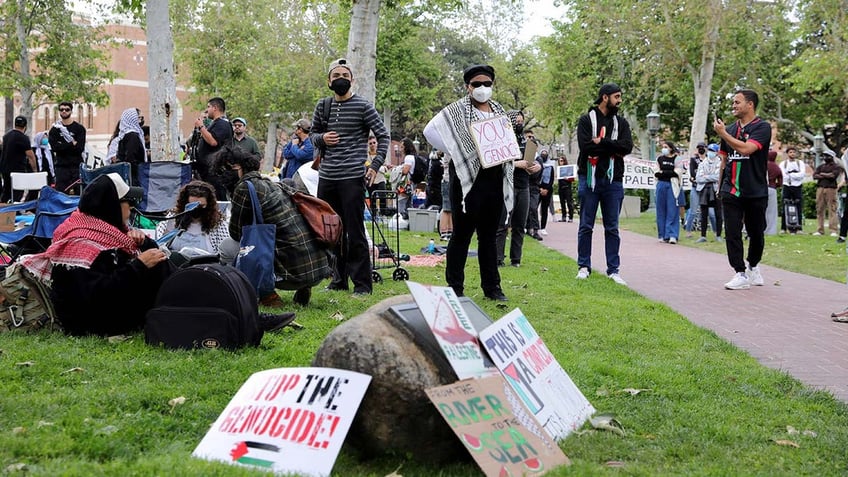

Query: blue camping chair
left=137, top=161, right=192, bottom=213
left=80, top=162, right=133, bottom=190
left=0, top=186, right=80, bottom=262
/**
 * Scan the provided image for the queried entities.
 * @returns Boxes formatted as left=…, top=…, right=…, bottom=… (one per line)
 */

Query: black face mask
left=513, top=124, right=524, bottom=136
left=329, top=78, right=351, bottom=96
left=222, top=170, right=240, bottom=196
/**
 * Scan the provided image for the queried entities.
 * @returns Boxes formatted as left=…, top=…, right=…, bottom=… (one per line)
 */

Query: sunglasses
left=469, top=81, right=493, bottom=88
left=58, top=108, right=71, bottom=112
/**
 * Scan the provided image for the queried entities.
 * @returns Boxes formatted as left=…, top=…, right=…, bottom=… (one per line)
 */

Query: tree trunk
left=382, top=105, right=392, bottom=140
left=264, top=117, right=279, bottom=172
left=346, top=0, right=381, bottom=104
left=146, top=0, right=180, bottom=162
left=15, top=0, right=33, bottom=126
left=688, top=2, right=721, bottom=154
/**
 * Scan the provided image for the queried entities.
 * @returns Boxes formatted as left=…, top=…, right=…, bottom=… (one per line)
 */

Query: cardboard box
left=408, top=209, right=439, bottom=232
left=0, top=204, right=16, bottom=232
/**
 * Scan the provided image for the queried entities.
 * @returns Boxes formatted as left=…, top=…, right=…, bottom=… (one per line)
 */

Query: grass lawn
left=2, top=230, right=847, bottom=476
left=619, top=214, right=848, bottom=283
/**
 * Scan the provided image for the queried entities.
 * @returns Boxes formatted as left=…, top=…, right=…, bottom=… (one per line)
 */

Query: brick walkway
left=541, top=219, right=848, bottom=402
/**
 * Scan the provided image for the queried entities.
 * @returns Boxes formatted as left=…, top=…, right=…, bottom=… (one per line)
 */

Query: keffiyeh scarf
left=587, top=109, right=619, bottom=191
left=21, top=210, right=139, bottom=282
left=429, top=95, right=514, bottom=214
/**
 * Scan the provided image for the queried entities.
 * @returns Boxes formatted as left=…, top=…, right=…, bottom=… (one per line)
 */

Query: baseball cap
left=106, top=173, right=143, bottom=204
left=293, top=118, right=311, bottom=132
left=14, top=116, right=26, bottom=127
left=328, top=58, right=354, bottom=77
left=823, top=149, right=837, bottom=158
left=232, top=117, right=247, bottom=126
left=707, top=143, right=720, bottom=152
left=462, top=64, right=496, bottom=84
left=696, top=141, right=706, bottom=148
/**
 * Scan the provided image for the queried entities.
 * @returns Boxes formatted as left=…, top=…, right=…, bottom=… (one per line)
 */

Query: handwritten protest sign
left=480, top=309, right=595, bottom=440
left=407, top=281, right=492, bottom=379
left=469, top=115, right=521, bottom=169
left=426, top=375, right=570, bottom=476
left=192, top=367, right=370, bottom=477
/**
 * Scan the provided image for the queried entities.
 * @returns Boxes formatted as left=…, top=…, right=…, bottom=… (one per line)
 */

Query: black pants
left=700, top=200, right=723, bottom=237
left=539, top=190, right=553, bottom=229
left=55, top=164, right=80, bottom=195
left=839, top=192, right=848, bottom=238
left=559, top=182, right=574, bottom=220
left=318, top=177, right=371, bottom=293
left=496, top=185, right=529, bottom=265
left=446, top=163, right=503, bottom=296
left=722, top=193, right=767, bottom=273
left=526, top=185, right=541, bottom=231
left=781, top=185, right=803, bottom=232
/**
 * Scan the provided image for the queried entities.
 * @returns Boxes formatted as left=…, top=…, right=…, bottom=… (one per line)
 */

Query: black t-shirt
left=0, top=129, right=32, bottom=174
left=197, top=117, right=233, bottom=164
left=719, top=117, right=771, bottom=198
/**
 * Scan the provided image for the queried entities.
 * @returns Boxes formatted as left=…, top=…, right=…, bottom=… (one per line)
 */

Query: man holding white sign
left=424, top=64, right=516, bottom=301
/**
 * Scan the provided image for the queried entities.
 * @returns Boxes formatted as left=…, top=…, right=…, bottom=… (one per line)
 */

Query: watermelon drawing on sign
left=460, top=433, right=483, bottom=451
left=498, top=465, right=513, bottom=477
left=523, top=456, right=544, bottom=472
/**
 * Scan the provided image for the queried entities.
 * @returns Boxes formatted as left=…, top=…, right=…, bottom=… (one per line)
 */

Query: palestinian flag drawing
left=229, top=441, right=280, bottom=468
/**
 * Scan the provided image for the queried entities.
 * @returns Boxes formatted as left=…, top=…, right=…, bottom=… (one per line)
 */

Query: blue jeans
left=577, top=176, right=624, bottom=275
left=656, top=181, right=680, bottom=240
left=684, top=188, right=698, bottom=231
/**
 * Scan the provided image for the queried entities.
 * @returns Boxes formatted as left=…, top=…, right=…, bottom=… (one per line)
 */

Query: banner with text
left=426, top=375, right=570, bottom=476
left=192, top=367, right=370, bottom=477
left=407, top=281, right=493, bottom=379
left=479, top=309, right=595, bottom=441
left=623, top=155, right=692, bottom=191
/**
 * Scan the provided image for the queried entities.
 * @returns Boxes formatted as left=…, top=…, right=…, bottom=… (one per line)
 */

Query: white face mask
left=707, top=151, right=717, bottom=159
left=661, top=147, right=670, bottom=156
left=471, top=86, right=493, bottom=103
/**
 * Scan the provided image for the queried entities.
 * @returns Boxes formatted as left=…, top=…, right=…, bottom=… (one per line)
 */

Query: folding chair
left=0, top=186, right=80, bottom=263
left=10, top=172, right=48, bottom=203
left=137, top=162, right=193, bottom=214
left=79, top=162, right=133, bottom=191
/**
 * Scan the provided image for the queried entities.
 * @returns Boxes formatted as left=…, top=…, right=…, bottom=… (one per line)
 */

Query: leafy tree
left=0, top=0, right=116, bottom=128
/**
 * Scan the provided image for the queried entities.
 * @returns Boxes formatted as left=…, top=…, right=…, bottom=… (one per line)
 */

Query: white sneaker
left=576, top=267, right=590, bottom=279
left=608, top=273, right=627, bottom=285
left=831, top=232, right=839, bottom=237
left=813, top=232, right=822, bottom=236
left=747, top=266, right=764, bottom=286
left=669, top=237, right=677, bottom=244
left=539, top=229, right=548, bottom=236
left=724, top=272, right=750, bottom=290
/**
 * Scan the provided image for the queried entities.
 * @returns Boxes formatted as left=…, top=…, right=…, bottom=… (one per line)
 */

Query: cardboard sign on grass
left=192, top=367, right=370, bottom=477
left=407, top=281, right=491, bottom=379
left=469, top=115, right=522, bottom=169
left=426, top=375, right=570, bottom=476
left=480, top=309, right=595, bottom=440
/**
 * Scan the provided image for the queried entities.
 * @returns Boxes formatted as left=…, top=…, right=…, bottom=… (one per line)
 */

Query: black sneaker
left=484, top=289, right=508, bottom=302
left=258, top=312, right=296, bottom=332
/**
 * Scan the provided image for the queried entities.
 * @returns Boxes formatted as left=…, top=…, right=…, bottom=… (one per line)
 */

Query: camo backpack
left=0, top=262, right=59, bottom=332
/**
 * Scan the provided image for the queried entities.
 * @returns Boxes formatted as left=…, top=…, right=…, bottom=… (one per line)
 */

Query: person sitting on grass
left=215, top=147, right=332, bottom=308
left=156, top=180, right=232, bottom=263
left=21, top=173, right=170, bottom=336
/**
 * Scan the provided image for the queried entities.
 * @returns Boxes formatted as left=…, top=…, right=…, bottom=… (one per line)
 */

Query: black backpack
left=145, top=264, right=262, bottom=350
left=410, top=155, right=428, bottom=184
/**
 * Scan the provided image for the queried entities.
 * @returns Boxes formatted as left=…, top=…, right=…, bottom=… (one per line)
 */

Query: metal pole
left=647, top=134, right=657, bottom=212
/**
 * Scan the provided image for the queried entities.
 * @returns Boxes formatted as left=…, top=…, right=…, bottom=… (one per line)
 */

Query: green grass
left=620, top=214, right=848, bottom=283
left=2, top=231, right=848, bottom=476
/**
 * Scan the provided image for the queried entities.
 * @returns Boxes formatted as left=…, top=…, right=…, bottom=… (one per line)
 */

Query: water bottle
left=428, top=239, right=435, bottom=254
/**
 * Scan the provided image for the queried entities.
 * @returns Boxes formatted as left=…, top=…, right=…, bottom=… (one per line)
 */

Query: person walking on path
left=713, top=89, right=772, bottom=290
left=575, top=83, right=633, bottom=285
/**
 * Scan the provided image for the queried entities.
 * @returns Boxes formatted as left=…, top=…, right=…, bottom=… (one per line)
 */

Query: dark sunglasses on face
left=59, top=108, right=71, bottom=112
left=469, top=80, right=493, bottom=88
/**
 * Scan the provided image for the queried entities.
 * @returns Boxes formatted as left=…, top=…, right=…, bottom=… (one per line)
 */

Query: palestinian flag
left=229, top=441, right=280, bottom=468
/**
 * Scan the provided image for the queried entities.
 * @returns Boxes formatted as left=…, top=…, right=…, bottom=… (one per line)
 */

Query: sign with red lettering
left=192, top=367, right=371, bottom=476
left=469, top=115, right=521, bottom=169
left=426, top=375, right=570, bottom=476
left=480, top=309, right=595, bottom=441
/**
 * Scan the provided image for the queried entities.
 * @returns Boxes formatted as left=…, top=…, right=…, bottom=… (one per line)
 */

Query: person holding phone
left=713, top=89, right=772, bottom=290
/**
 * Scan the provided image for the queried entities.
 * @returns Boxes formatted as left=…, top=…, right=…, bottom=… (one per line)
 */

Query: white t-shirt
left=403, top=154, right=416, bottom=177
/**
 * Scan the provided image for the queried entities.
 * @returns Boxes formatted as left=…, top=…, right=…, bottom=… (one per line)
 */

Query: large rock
left=312, top=294, right=465, bottom=463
